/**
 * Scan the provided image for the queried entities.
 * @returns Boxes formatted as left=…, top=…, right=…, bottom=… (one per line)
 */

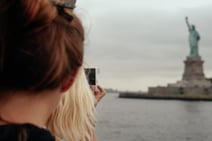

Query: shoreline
left=119, top=92, right=212, bottom=101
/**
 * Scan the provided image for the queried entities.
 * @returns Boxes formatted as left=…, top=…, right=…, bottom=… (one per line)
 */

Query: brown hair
left=0, top=0, right=84, bottom=91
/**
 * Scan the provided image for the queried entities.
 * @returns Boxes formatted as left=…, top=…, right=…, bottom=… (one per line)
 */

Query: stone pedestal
left=182, top=56, right=205, bottom=81
left=168, top=56, right=212, bottom=88
left=148, top=55, right=212, bottom=95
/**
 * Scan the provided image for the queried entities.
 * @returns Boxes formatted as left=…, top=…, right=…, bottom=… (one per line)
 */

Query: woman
left=0, top=0, right=85, bottom=140
left=48, top=67, right=106, bottom=141
left=48, top=68, right=95, bottom=141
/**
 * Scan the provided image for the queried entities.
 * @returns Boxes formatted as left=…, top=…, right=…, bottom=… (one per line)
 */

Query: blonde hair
left=47, top=67, right=96, bottom=141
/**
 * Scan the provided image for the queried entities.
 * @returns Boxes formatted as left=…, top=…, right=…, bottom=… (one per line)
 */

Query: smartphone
left=84, top=68, right=96, bottom=85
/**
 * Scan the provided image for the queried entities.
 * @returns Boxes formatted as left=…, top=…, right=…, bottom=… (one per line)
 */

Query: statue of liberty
left=185, top=17, right=200, bottom=57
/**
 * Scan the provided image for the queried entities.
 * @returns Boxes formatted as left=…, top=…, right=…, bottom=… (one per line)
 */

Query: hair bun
left=0, top=0, right=84, bottom=91
left=22, top=0, right=57, bottom=27
left=0, top=0, right=57, bottom=33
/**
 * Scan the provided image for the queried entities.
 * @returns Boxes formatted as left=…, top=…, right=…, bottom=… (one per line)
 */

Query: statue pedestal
left=182, top=56, right=205, bottom=81
left=168, top=56, right=212, bottom=88
left=149, top=56, right=212, bottom=95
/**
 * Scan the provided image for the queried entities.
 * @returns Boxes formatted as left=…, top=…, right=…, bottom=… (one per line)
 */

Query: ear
left=60, top=68, right=79, bottom=92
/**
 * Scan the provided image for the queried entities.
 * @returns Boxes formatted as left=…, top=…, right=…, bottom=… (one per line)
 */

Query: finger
left=96, top=86, right=106, bottom=99
left=97, top=85, right=106, bottom=94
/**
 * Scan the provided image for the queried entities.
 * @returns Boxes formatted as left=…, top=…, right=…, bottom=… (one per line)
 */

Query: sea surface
left=96, top=93, right=212, bottom=141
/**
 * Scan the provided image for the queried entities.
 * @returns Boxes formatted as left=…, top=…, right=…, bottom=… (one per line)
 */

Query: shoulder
left=0, top=124, right=55, bottom=141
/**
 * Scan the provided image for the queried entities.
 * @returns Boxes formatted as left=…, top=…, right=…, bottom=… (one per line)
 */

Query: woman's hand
left=90, top=85, right=106, bottom=106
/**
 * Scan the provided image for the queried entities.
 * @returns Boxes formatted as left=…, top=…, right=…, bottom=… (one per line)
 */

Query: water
left=96, top=93, right=212, bottom=141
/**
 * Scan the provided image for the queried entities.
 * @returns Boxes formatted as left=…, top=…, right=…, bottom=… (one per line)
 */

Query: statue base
left=182, top=56, right=205, bottom=81
left=148, top=56, right=212, bottom=95
left=169, top=56, right=211, bottom=88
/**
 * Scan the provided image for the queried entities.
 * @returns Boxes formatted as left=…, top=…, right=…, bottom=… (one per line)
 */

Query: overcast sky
left=75, top=0, right=212, bottom=91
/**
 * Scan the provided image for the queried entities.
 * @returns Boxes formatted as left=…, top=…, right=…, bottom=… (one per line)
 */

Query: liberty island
left=119, top=17, right=212, bottom=100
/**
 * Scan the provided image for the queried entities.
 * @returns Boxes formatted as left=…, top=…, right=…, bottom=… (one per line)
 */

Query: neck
left=0, top=89, right=62, bottom=128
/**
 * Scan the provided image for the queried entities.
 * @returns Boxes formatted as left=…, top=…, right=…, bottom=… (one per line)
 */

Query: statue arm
left=185, top=17, right=191, bottom=30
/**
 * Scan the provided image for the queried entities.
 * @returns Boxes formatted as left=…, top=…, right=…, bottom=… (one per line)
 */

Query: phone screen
left=84, top=68, right=96, bottom=85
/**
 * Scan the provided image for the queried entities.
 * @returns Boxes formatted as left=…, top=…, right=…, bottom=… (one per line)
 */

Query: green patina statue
left=185, top=17, right=200, bottom=57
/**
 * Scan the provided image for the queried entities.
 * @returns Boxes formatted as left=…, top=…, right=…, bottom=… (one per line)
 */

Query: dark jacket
left=0, top=124, right=55, bottom=141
